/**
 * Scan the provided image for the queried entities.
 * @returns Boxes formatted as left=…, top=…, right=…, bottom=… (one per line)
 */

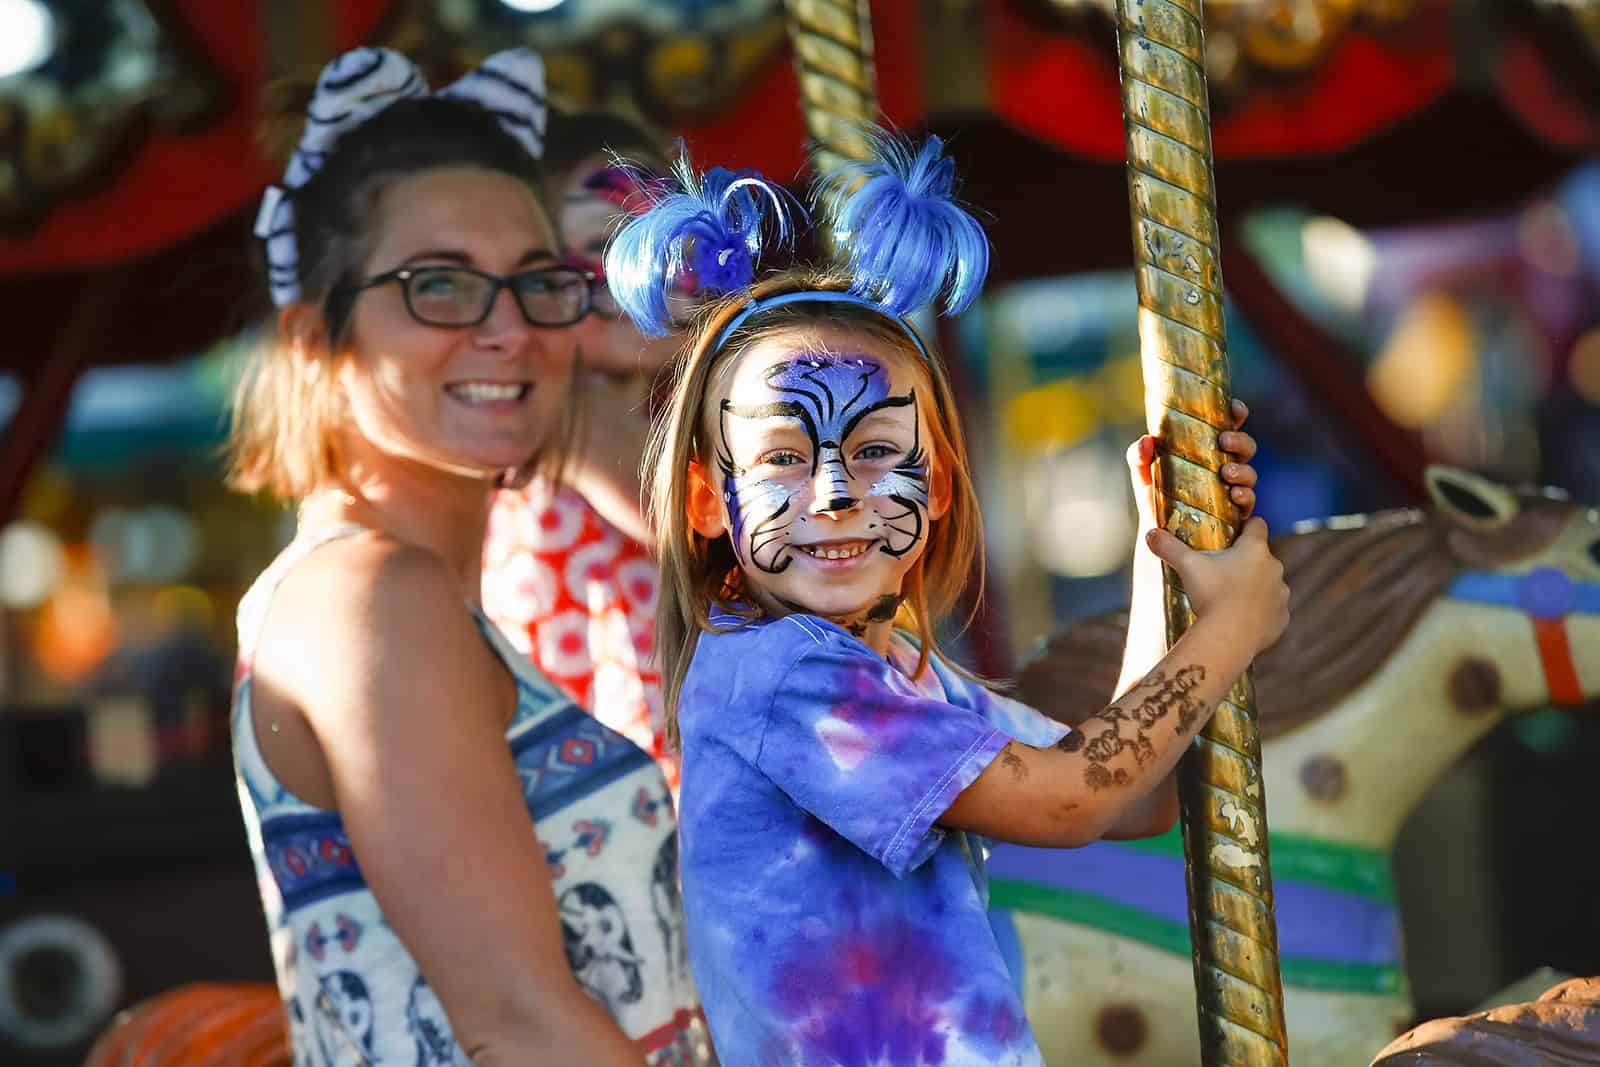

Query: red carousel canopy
left=1, top=0, right=1595, bottom=281
left=0, top=0, right=1593, bottom=518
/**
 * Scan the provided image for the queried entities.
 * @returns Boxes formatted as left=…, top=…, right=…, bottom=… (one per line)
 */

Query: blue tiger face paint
left=709, top=330, right=938, bottom=624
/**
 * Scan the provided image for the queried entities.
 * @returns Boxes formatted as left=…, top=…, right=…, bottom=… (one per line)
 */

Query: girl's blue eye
left=765, top=450, right=804, bottom=467
left=855, top=444, right=896, bottom=461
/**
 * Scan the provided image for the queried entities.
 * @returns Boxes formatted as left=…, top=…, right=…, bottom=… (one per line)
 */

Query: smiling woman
left=221, top=47, right=711, bottom=1067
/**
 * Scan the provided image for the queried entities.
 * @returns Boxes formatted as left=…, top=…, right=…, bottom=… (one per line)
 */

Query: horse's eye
left=1435, top=479, right=1500, bottom=521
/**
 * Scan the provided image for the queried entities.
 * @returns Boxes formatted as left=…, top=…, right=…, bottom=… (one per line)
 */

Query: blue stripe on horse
left=985, top=844, right=1401, bottom=985
left=1448, top=568, right=1600, bottom=618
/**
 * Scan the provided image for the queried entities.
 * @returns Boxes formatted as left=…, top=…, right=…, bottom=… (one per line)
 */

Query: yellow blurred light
left=1096, top=354, right=1146, bottom=421
left=1570, top=328, right=1600, bottom=406
left=1367, top=292, right=1477, bottom=428
left=1005, top=378, right=1100, bottom=452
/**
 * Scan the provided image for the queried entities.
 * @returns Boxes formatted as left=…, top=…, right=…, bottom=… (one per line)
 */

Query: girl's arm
left=258, top=538, right=645, bottom=1066
left=942, top=516, right=1286, bottom=849
left=1103, top=405, right=1257, bottom=839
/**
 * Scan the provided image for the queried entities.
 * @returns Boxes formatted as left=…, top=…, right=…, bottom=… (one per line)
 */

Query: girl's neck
left=755, top=589, right=904, bottom=656
left=301, top=447, right=495, bottom=600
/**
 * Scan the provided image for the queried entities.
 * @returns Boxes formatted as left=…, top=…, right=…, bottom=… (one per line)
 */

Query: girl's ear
left=686, top=458, right=728, bottom=538
left=927, top=452, right=953, bottom=521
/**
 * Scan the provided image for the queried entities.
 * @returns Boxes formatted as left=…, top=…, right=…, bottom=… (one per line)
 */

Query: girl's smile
left=794, top=538, right=877, bottom=562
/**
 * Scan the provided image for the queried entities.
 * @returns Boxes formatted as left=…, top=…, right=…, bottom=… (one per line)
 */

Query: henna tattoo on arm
left=1056, top=665, right=1208, bottom=791
left=998, top=742, right=1029, bottom=784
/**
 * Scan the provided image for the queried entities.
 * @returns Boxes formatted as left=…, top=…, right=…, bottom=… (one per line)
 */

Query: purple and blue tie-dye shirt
left=678, top=610, right=1069, bottom=1067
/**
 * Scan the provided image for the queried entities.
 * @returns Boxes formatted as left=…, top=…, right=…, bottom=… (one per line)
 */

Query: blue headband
left=604, top=128, right=989, bottom=339
left=709, top=289, right=931, bottom=362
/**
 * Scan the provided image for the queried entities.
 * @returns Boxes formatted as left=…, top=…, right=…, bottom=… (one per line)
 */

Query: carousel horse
left=1371, top=975, right=1600, bottom=1065
left=990, top=466, right=1600, bottom=1067
left=85, top=466, right=1596, bottom=1064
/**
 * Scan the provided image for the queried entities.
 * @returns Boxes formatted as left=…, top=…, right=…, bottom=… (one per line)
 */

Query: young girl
left=607, top=133, right=1287, bottom=1064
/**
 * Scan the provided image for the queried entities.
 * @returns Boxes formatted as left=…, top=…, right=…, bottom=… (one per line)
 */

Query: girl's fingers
left=1220, top=462, right=1258, bottom=487
left=1231, top=398, right=1249, bottom=429
left=1218, top=430, right=1258, bottom=462
left=1231, top=486, right=1256, bottom=514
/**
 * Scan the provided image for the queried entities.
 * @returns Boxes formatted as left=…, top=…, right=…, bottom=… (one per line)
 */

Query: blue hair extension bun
left=816, top=129, right=990, bottom=318
left=605, top=152, right=805, bottom=336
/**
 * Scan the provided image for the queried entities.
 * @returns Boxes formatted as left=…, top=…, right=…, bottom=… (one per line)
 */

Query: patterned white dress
left=232, top=525, right=711, bottom=1066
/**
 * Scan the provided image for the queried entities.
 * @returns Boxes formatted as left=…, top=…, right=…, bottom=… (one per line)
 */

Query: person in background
left=227, top=48, right=709, bottom=1065
left=482, top=109, right=686, bottom=791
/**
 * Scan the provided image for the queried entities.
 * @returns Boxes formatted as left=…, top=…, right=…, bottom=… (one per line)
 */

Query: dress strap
left=235, top=521, right=370, bottom=665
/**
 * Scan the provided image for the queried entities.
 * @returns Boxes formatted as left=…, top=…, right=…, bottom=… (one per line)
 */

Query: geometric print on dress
left=510, top=703, right=653, bottom=820
left=305, top=913, right=364, bottom=963
left=630, top=785, right=672, bottom=829
left=260, top=812, right=363, bottom=913
left=540, top=817, right=613, bottom=880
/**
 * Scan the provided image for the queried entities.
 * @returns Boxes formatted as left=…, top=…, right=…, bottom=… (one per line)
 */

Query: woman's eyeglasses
left=332, top=265, right=594, bottom=328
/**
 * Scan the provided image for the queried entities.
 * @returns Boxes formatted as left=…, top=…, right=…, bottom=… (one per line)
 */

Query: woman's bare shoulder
left=260, top=531, right=495, bottom=713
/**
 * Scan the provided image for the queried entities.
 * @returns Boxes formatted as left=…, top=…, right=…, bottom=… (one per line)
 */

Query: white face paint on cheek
left=724, top=471, right=797, bottom=573
left=866, top=469, right=929, bottom=558
left=863, top=395, right=932, bottom=559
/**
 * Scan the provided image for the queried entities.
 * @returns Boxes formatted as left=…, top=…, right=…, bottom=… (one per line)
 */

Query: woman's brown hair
left=646, top=270, right=986, bottom=744
left=226, top=95, right=569, bottom=501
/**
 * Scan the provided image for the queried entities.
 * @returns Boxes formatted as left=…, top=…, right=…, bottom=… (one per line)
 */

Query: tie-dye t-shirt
left=678, top=610, right=1069, bottom=1067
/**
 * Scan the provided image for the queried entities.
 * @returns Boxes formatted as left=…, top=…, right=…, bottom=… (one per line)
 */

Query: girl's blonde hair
left=648, top=270, right=985, bottom=744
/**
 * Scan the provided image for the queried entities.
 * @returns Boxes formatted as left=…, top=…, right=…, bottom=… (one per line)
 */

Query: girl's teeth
left=450, top=383, right=524, bottom=402
left=808, top=543, right=869, bottom=559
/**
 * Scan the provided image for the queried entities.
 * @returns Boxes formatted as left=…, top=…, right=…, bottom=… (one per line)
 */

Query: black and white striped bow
left=254, top=46, right=547, bottom=307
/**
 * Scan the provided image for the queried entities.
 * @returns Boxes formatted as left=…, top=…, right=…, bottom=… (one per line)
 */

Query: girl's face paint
left=707, top=330, right=937, bottom=623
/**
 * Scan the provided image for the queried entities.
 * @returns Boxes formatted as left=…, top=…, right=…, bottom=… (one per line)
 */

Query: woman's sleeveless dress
left=232, top=525, right=711, bottom=1067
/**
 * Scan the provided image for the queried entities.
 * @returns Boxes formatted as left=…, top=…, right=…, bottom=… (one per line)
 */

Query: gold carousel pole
left=781, top=0, right=878, bottom=177
left=1113, top=2, right=1289, bottom=1065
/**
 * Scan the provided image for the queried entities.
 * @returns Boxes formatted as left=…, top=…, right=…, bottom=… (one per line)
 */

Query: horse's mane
left=1016, top=493, right=1576, bottom=740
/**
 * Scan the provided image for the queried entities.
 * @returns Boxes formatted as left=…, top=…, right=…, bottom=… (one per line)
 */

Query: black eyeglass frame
left=329, top=264, right=597, bottom=330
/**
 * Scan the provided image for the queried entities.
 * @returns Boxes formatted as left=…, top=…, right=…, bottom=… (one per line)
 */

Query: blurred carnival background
left=0, top=1, right=1596, bottom=1064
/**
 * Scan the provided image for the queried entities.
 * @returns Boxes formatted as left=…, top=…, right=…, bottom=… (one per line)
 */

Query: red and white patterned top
left=483, top=477, right=679, bottom=793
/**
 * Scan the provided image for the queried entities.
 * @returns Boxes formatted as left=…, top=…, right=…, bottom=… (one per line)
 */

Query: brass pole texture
left=1113, top=1, right=1290, bottom=1065
left=782, top=0, right=878, bottom=176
